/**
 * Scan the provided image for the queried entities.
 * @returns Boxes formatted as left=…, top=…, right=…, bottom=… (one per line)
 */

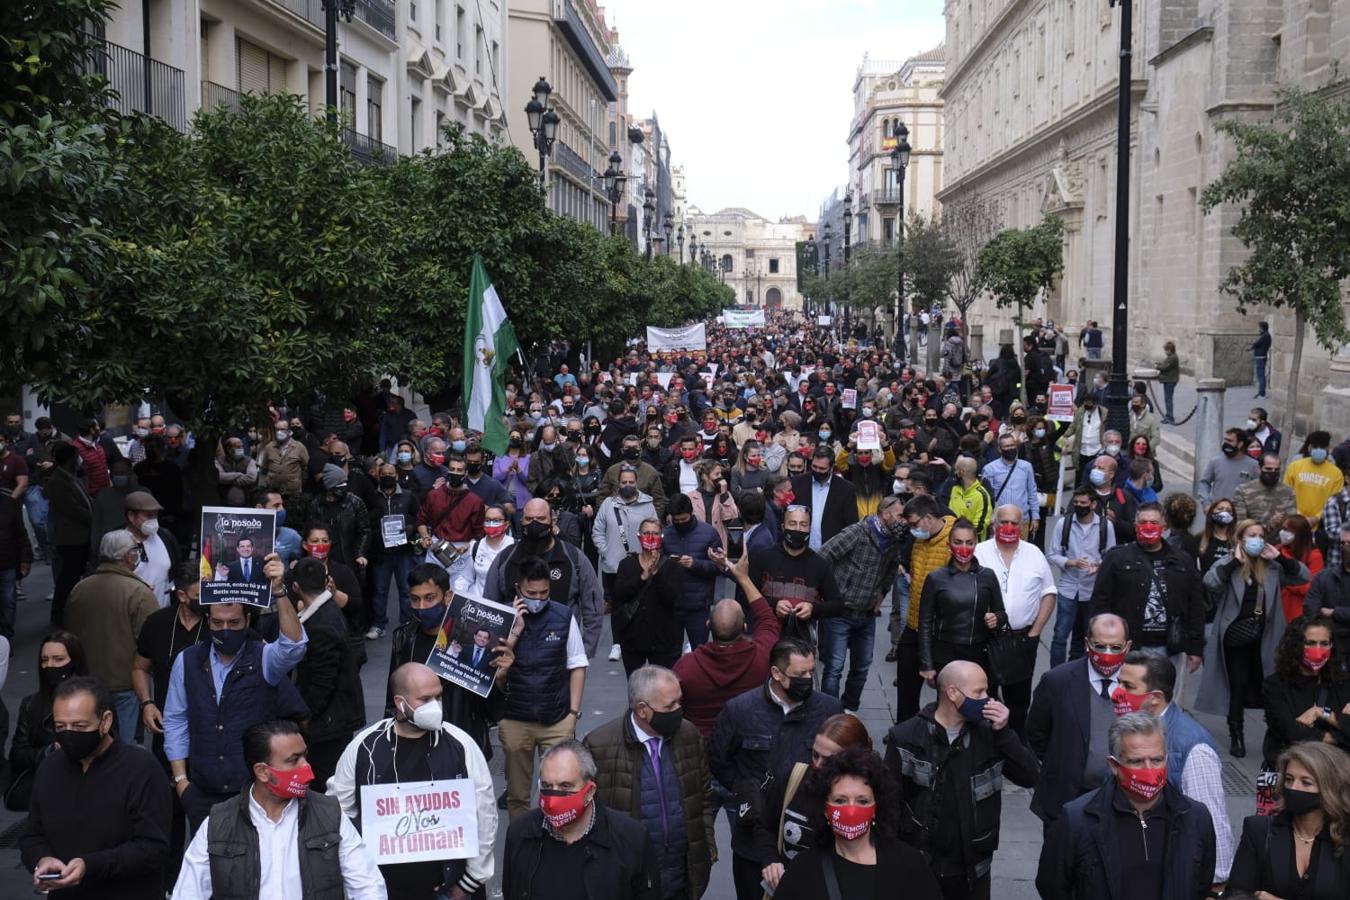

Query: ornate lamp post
left=891, top=123, right=912, bottom=353
left=663, top=212, right=674, bottom=257
left=677, top=225, right=685, bottom=262
left=642, top=187, right=656, bottom=261
left=602, top=150, right=626, bottom=237
left=323, top=0, right=356, bottom=125
left=842, top=190, right=853, bottom=337
left=1105, top=0, right=1133, bottom=435
left=524, top=76, right=559, bottom=189
left=822, top=221, right=833, bottom=321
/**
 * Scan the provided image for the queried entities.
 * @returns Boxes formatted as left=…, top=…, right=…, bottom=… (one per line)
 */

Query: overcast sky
left=613, top=0, right=946, bottom=222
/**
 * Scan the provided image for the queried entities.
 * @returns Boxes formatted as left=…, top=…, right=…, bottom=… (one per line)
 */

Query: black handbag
left=1223, top=613, right=1264, bottom=649
left=986, top=627, right=1037, bottom=685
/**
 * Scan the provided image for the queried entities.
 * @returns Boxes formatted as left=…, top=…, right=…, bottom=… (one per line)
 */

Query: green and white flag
left=462, top=255, right=519, bottom=454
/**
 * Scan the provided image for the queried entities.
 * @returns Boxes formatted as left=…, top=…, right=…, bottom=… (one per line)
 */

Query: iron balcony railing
left=83, top=36, right=188, bottom=131
left=872, top=187, right=903, bottom=206
left=554, top=141, right=605, bottom=191
left=201, top=81, right=242, bottom=112
left=341, top=128, right=397, bottom=165
left=264, top=0, right=324, bottom=30
left=353, top=0, right=396, bottom=38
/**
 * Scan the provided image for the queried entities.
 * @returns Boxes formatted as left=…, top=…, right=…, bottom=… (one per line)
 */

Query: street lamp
left=1106, top=0, right=1133, bottom=436
left=663, top=212, right=674, bottom=257
left=524, top=76, right=559, bottom=189
left=322, top=0, right=356, bottom=125
left=677, top=225, right=685, bottom=262
left=805, top=234, right=817, bottom=318
left=642, top=187, right=656, bottom=261
left=843, top=190, right=853, bottom=336
left=891, top=122, right=912, bottom=355
left=823, top=221, right=833, bottom=320
left=602, top=150, right=626, bottom=237
left=688, top=234, right=697, bottom=265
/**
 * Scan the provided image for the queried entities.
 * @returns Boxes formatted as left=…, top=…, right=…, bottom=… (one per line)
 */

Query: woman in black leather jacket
left=918, top=518, right=1007, bottom=683
left=5, top=630, right=88, bottom=810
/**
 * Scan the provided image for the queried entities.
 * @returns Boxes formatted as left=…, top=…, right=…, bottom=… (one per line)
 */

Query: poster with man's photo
left=423, top=593, right=517, bottom=698
left=200, top=506, right=278, bottom=608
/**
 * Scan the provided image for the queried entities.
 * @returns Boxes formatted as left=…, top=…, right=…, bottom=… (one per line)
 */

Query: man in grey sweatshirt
left=1198, top=428, right=1259, bottom=508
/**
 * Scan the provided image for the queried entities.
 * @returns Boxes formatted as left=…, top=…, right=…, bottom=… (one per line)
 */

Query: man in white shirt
left=173, top=719, right=387, bottom=899
left=975, top=504, right=1057, bottom=736
left=126, top=490, right=176, bottom=607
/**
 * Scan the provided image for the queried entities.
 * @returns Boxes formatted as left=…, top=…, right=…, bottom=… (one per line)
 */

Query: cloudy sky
left=613, top=0, right=946, bottom=222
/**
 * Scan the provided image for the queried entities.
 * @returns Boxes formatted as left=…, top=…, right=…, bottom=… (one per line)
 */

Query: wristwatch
left=568, top=709, right=581, bottom=719
left=172, top=774, right=188, bottom=786
left=139, top=699, right=155, bottom=710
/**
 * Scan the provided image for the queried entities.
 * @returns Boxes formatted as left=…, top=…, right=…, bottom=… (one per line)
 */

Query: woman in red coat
left=1278, top=514, right=1323, bottom=623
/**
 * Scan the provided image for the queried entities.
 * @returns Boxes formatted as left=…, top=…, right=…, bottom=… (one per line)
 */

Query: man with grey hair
left=1037, top=711, right=1216, bottom=900
left=501, top=739, right=661, bottom=900
left=584, top=666, right=715, bottom=900
left=975, top=504, right=1056, bottom=736
left=64, top=529, right=161, bottom=742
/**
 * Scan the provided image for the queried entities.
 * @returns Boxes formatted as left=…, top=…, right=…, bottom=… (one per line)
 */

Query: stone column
left=1194, top=378, right=1226, bottom=497
left=969, top=324, right=984, bottom=364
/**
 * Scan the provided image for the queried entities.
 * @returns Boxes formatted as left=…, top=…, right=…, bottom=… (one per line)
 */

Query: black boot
left=1230, top=723, right=1246, bottom=759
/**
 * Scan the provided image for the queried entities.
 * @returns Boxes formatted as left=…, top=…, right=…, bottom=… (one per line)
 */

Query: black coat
left=1036, top=779, right=1216, bottom=900
left=501, top=803, right=661, bottom=900
left=610, top=552, right=682, bottom=654
left=1025, top=657, right=1097, bottom=823
left=293, top=598, right=365, bottom=743
left=774, top=834, right=941, bottom=900
left=1260, top=671, right=1350, bottom=766
left=386, top=620, right=506, bottom=759
left=1227, top=812, right=1350, bottom=899
left=0, top=495, right=32, bottom=571
left=789, top=473, right=859, bottom=546
left=917, top=560, right=1007, bottom=671
left=1088, top=541, right=1207, bottom=657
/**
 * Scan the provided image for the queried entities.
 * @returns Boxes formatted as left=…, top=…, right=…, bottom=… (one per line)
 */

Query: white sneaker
left=682, top=639, right=692, bottom=655
left=608, top=643, right=622, bottom=661
left=365, top=626, right=385, bottom=640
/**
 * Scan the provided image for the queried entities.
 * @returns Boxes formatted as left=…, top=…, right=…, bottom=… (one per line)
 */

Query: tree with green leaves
left=1200, top=83, right=1350, bottom=448
left=940, top=195, right=1001, bottom=338
left=975, top=216, right=1065, bottom=341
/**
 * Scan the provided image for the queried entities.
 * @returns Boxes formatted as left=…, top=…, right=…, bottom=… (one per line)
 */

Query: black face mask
left=447, top=473, right=466, bottom=489
left=58, top=727, right=104, bottom=763
left=508, top=439, right=524, bottom=450
left=521, top=521, right=552, bottom=542
left=673, top=518, right=695, bottom=534
left=619, top=485, right=638, bottom=500
left=812, top=469, right=831, bottom=484
left=783, top=530, right=808, bottom=551
left=40, top=663, right=75, bottom=692
left=466, top=463, right=483, bottom=477
left=1221, top=443, right=1239, bottom=457
left=1074, top=505, right=1094, bottom=521
left=1000, top=448, right=1018, bottom=462
left=782, top=674, right=814, bottom=703
left=646, top=706, right=684, bottom=739
left=1260, top=470, right=1280, bottom=486
left=379, top=475, right=397, bottom=490
left=622, top=447, right=641, bottom=460
left=1283, top=787, right=1322, bottom=817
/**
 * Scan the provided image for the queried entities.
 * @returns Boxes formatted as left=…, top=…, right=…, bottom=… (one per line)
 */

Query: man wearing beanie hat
left=311, top=463, right=370, bottom=571
left=125, top=490, right=180, bottom=608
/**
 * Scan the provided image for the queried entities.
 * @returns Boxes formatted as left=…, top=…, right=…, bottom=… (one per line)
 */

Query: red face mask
left=263, top=763, right=315, bottom=800
left=343, top=411, right=357, bottom=423
left=1088, top=648, right=1128, bottom=678
left=484, top=521, right=508, bottom=538
left=777, top=490, right=795, bottom=508
left=857, top=453, right=873, bottom=466
left=1246, top=447, right=1262, bottom=460
left=1111, top=686, right=1153, bottom=717
left=825, top=803, right=876, bottom=840
left=639, top=533, right=663, bottom=552
left=427, top=453, right=446, bottom=467
left=995, top=523, right=1021, bottom=544
left=1113, top=760, right=1167, bottom=801
left=682, top=449, right=699, bottom=461
left=951, top=545, right=975, bottom=563
left=303, top=541, right=331, bottom=561
left=429, top=427, right=447, bottom=438
left=539, top=783, right=593, bottom=829
left=1304, top=645, right=1332, bottom=672
left=1136, top=522, right=1164, bottom=544
left=665, top=414, right=678, bottom=424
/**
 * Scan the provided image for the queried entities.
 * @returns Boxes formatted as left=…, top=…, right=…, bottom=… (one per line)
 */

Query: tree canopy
left=974, top=216, right=1065, bottom=331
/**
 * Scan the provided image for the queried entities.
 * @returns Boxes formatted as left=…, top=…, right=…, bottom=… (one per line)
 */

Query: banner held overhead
left=646, top=323, right=707, bottom=352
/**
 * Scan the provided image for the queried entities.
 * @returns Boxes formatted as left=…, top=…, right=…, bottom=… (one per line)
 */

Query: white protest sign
left=646, top=323, right=707, bottom=352
left=360, top=779, right=479, bottom=865
left=722, top=309, right=766, bottom=328
left=817, top=315, right=832, bottom=326
left=855, top=420, right=882, bottom=451
left=654, top=372, right=674, bottom=389
left=840, top=388, right=857, bottom=410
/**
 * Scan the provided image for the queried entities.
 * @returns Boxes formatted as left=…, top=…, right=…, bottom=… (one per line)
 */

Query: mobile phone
left=726, top=524, right=745, bottom=562
left=36, top=874, right=61, bottom=881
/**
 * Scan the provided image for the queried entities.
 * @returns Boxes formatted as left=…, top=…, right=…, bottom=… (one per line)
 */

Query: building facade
left=97, top=0, right=507, bottom=161
left=686, top=208, right=816, bottom=310
left=507, top=0, right=616, bottom=232
left=848, top=46, right=946, bottom=246
left=940, top=0, right=1350, bottom=429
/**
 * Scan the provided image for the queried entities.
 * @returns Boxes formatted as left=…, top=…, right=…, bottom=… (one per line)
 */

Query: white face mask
left=139, top=518, right=160, bottom=537
left=401, top=697, right=443, bottom=733
left=1246, top=419, right=1259, bottom=431
left=1278, top=530, right=1295, bottom=546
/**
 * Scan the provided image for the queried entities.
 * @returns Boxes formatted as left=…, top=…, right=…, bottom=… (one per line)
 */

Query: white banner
left=647, top=323, right=707, bottom=352
left=722, top=309, right=766, bottom=329
left=816, top=315, right=832, bottom=326
left=360, top=779, right=479, bottom=865
left=654, top=372, right=674, bottom=389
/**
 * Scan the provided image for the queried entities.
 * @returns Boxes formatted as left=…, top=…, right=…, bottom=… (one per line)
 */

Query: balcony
left=551, top=0, right=618, bottom=101
left=872, top=187, right=903, bottom=206
left=353, top=0, right=396, bottom=39
left=263, top=0, right=324, bottom=30
left=83, top=36, right=188, bottom=131
left=201, top=81, right=241, bottom=112
left=341, top=128, right=397, bottom=165
left=554, top=141, right=604, bottom=191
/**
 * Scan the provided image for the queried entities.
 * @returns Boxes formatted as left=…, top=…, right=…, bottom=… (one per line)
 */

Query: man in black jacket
left=887, top=660, right=1039, bottom=899
left=707, top=637, right=842, bottom=900
left=1036, top=713, right=1216, bottom=900
left=501, top=740, right=660, bottom=900
left=1025, top=613, right=1132, bottom=826
left=1088, top=503, right=1205, bottom=689
left=790, top=447, right=859, bottom=550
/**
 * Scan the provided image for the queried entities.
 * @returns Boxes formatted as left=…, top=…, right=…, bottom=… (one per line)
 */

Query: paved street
left=0, top=532, right=1267, bottom=897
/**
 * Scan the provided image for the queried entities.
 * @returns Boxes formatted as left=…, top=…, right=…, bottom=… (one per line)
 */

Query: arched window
left=766, top=287, right=782, bottom=307
left=609, top=121, right=616, bottom=147
left=721, top=254, right=734, bottom=273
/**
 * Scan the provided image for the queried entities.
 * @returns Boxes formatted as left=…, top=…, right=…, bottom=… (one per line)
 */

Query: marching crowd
left=1, top=309, right=1350, bottom=900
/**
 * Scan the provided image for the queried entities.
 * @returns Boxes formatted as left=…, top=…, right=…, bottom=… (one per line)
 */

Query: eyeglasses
left=1088, top=643, right=1128, bottom=654
left=785, top=504, right=808, bottom=513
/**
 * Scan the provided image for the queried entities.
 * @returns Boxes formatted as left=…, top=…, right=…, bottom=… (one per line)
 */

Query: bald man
left=886, top=660, right=1039, bottom=898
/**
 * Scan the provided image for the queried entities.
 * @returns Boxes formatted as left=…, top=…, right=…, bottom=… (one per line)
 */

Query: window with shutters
left=475, top=26, right=483, bottom=74
left=340, top=62, right=357, bottom=125
left=456, top=6, right=465, bottom=57
left=236, top=38, right=287, bottom=95
left=367, top=75, right=384, bottom=142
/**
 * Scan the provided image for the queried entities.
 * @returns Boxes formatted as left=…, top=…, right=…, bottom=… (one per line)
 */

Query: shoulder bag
left=986, top=626, right=1037, bottom=685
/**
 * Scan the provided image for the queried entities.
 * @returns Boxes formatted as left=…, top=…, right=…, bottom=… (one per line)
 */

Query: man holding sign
left=329, top=663, right=498, bottom=900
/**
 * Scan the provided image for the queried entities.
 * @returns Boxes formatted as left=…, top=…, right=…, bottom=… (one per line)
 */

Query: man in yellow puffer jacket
left=896, top=495, right=955, bottom=721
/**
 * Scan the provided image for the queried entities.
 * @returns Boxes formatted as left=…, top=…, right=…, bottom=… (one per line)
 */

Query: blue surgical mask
left=415, top=604, right=445, bottom=631
left=397, top=451, right=413, bottom=464
left=1243, top=536, right=1266, bottom=557
left=956, top=692, right=991, bottom=725
left=819, top=430, right=832, bottom=441
left=521, top=596, right=548, bottom=614
left=1089, top=468, right=1108, bottom=487
left=451, top=440, right=467, bottom=453
left=1311, top=448, right=1329, bottom=464
left=910, top=527, right=931, bottom=541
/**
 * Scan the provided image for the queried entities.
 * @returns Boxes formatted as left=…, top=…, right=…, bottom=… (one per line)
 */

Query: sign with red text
left=1046, top=383, right=1076, bottom=423
left=359, top=779, right=479, bottom=865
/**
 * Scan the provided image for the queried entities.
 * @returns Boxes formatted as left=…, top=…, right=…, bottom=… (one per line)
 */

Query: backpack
left=1060, top=511, right=1109, bottom=557
left=1031, top=352, right=1054, bottom=383
left=945, top=338, right=966, bottom=369
left=986, top=361, right=1008, bottom=395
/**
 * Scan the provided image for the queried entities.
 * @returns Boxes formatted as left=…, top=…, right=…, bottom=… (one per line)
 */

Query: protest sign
left=855, top=420, right=882, bottom=451
left=816, top=315, right=832, bottom=326
left=722, top=309, right=766, bottom=328
left=424, top=593, right=517, bottom=698
left=1046, top=383, right=1076, bottom=422
left=200, top=507, right=276, bottom=607
left=654, top=372, right=674, bottom=389
left=840, top=388, right=857, bottom=410
left=646, top=323, right=707, bottom=352
left=359, top=779, right=479, bottom=865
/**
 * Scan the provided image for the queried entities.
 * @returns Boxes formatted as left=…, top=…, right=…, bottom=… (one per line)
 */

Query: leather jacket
left=918, top=560, right=1008, bottom=671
